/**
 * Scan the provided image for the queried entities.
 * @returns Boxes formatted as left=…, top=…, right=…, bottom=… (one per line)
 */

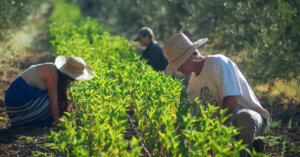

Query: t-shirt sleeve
left=213, top=57, right=242, bottom=98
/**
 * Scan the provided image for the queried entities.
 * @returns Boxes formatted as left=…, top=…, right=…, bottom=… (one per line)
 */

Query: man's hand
left=212, top=96, right=239, bottom=118
left=221, top=96, right=239, bottom=117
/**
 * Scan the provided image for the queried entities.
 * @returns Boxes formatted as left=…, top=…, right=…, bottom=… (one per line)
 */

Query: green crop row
left=47, top=0, right=252, bottom=156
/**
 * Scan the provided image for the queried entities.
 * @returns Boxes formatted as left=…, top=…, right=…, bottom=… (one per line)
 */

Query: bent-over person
left=163, top=33, right=270, bottom=156
left=4, top=56, right=94, bottom=128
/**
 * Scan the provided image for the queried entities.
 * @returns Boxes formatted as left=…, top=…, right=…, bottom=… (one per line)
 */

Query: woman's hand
left=50, top=122, right=66, bottom=131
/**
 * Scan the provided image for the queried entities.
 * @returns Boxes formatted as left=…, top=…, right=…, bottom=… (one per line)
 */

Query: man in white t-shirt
left=163, top=33, right=270, bottom=156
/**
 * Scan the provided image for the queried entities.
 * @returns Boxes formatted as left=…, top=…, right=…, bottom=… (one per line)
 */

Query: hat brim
left=165, top=38, right=208, bottom=76
left=55, top=56, right=94, bottom=81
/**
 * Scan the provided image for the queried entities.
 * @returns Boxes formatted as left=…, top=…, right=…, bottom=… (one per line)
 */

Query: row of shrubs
left=48, top=0, right=251, bottom=156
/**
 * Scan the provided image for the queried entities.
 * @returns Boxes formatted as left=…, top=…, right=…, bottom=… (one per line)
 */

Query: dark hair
left=143, top=33, right=154, bottom=40
left=57, top=70, right=75, bottom=115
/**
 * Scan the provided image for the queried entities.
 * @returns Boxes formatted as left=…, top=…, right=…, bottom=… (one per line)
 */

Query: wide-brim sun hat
left=163, top=33, right=208, bottom=76
left=55, top=56, right=94, bottom=81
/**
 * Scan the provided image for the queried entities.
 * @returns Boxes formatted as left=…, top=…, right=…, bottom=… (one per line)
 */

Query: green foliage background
left=0, top=0, right=43, bottom=41
left=74, top=0, right=300, bottom=85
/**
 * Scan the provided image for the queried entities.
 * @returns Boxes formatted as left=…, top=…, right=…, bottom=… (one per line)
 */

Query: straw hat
left=55, top=56, right=94, bottom=81
left=163, top=33, right=208, bottom=76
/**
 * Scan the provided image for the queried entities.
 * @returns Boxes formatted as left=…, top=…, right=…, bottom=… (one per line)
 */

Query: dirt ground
left=1, top=40, right=299, bottom=156
left=260, top=94, right=300, bottom=156
left=0, top=42, right=59, bottom=156
left=0, top=2, right=299, bottom=157
left=0, top=2, right=61, bottom=156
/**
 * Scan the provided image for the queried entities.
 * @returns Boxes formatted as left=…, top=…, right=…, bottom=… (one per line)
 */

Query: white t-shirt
left=187, top=54, right=270, bottom=121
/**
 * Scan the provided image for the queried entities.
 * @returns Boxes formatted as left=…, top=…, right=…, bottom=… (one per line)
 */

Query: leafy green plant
left=0, top=117, right=7, bottom=121
left=47, top=0, right=247, bottom=156
left=76, top=0, right=300, bottom=85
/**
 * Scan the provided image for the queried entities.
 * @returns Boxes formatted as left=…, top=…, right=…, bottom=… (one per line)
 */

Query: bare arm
left=212, top=95, right=239, bottom=118
left=47, top=69, right=60, bottom=124
left=221, top=96, right=239, bottom=117
left=37, top=64, right=60, bottom=124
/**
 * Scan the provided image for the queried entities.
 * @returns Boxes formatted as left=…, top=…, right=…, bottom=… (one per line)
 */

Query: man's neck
left=145, top=40, right=153, bottom=48
left=193, top=55, right=206, bottom=76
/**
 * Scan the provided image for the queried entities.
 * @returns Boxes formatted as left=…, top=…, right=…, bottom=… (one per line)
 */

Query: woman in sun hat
left=4, top=56, right=94, bottom=128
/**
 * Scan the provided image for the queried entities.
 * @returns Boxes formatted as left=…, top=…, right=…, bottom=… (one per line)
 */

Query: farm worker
left=163, top=33, right=270, bottom=156
left=134, top=27, right=169, bottom=71
left=4, top=56, right=94, bottom=128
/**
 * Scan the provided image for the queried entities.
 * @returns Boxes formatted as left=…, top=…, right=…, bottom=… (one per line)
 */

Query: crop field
left=0, top=0, right=299, bottom=156
left=46, top=0, right=249, bottom=156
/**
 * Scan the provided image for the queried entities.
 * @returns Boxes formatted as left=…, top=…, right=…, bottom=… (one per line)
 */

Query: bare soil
left=0, top=41, right=60, bottom=156
left=0, top=3, right=299, bottom=157
left=1, top=46, right=298, bottom=156
left=0, top=4, right=61, bottom=156
left=259, top=94, right=300, bottom=156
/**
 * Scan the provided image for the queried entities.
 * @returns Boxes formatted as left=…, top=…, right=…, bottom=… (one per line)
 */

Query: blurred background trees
left=0, top=0, right=43, bottom=41
left=73, top=0, right=299, bottom=86
left=2, top=0, right=297, bottom=85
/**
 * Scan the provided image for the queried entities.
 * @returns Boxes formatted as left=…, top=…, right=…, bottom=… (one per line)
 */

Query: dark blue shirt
left=141, top=41, right=169, bottom=71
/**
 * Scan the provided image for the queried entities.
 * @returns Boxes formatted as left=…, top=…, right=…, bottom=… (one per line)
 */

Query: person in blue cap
left=134, top=27, right=168, bottom=71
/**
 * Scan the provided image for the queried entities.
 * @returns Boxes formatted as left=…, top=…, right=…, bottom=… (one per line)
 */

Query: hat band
left=64, top=62, right=85, bottom=73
